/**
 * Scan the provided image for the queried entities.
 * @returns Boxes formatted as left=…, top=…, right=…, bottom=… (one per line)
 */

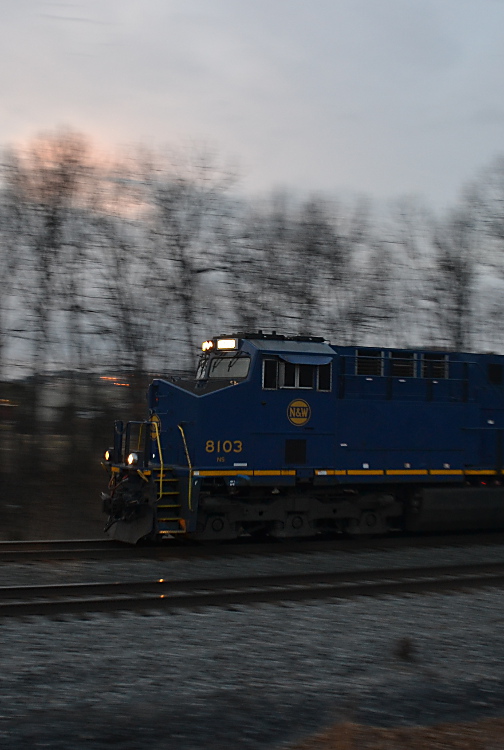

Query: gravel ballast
left=1, top=544, right=504, bottom=748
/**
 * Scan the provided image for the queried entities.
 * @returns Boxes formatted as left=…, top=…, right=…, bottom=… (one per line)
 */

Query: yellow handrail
left=150, top=420, right=164, bottom=499
left=136, top=423, right=144, bottom=451
left=177, top=423, right=193, bottom=511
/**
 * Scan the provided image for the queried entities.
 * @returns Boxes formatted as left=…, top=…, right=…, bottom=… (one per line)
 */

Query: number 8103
left=205, top=440, right=243, bottom=453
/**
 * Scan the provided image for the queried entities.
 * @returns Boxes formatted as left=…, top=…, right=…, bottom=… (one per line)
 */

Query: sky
left=2, top=0, right=504, bottom=208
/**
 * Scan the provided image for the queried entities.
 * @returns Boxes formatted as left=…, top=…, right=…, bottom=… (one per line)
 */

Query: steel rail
left=0, top=539, right=116, bottom=551
left=2, top=561, right=504, bottom=618
left=4, top=530, right=504, bottom=562
left=0, top=539, right=134, bottom=562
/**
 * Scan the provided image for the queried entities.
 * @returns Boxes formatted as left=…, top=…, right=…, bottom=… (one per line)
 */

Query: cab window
left=208, top=354, right=250, bottom=379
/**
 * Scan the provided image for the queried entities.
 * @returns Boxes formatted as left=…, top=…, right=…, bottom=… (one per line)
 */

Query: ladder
left=154, top=469, right=186, bottom=534
left=149, top=420, right=191, bottom=534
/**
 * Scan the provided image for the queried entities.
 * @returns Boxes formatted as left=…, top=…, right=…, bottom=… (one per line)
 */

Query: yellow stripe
left=196, top=470, right=254, bottom=477
left=347, top=470, right=384, bottom=476
left=429, top=469, right=464, bottom=475
left=464, top=470, right=497, bottom=475
left=195, top=469, right=296, bottom=477
left=195, top=467, right=480, bottom=478
left=386, top=469, right=428, bottom=476
left=254, top=470, right=296, bottom=476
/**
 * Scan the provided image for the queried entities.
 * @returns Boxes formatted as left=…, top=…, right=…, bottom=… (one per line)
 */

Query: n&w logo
left=287, top=399, right=311, bottom=426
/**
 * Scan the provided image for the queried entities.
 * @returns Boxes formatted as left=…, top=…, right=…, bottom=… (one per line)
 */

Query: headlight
left=104, top=448, right=113, bottom=462
left=217, top=338, right=237, bottom=350
left=127, top=452, right=138, bottom=466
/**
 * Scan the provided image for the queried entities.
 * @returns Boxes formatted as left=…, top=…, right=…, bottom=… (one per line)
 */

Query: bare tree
left=433, top=196, right=480, bottom=351
left=0, top=174, right=23, bottom=378
left=317, top=196, right=371, bottom=343
left=145, top=148, right=234, bottom=367
left=230, top=193, right=373, bottom=342
left=2, top=130, right=93, bottom=382
left=386, top=197, right=441, bottom=347
left=231, top=191, right=295, bottom=332
left=464, top=158, right=504, bottom=350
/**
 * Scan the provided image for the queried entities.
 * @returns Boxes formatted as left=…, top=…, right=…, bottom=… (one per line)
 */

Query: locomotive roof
left=247, top=339, right=334, bottom=355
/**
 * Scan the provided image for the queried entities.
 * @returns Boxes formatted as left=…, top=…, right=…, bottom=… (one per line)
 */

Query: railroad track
left=4, top=530, right=504, bottom=562
left=0, top=539, right=134, bottom=562
left=2, top=561, right=504, bottom=618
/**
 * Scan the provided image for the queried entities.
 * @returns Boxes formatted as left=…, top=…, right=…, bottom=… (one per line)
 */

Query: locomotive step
left=158, top=516, right=183, bottom=520
left=157, top=520, right=184, bottom=529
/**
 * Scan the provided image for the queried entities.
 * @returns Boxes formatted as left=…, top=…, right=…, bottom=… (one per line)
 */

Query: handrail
left=177, top=423, right=193, bottom=511
left=150, top=420, right=164, bottom=499
left=136, top=423, right=144, bottom=451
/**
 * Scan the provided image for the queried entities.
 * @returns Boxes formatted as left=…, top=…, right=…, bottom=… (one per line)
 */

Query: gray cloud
left=1, top=0, right=504, bottom=206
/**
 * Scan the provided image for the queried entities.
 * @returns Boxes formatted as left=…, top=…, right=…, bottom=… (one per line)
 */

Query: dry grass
left=287, top=718, right=504, bottom=749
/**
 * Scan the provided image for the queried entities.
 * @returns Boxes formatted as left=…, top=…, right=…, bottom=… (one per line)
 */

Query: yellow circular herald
left=287, top=399, right=311, bottom=426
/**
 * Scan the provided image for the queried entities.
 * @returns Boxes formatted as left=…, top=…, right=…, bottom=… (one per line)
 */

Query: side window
left=298, top=364, right=314, bottom=388
left=280, top=363, right=314, bottom=389
left=282, top=362, right=297, bottom=388
left=263, top=359, right=278, bottom=389
left=422, top=353, right=448, bottom=379
left=488, top=363, right=503, bottom=386
left=356, top=349, right=382, bottom=376
left=262, top=358, right=332, bottom=391
left=390, top=351, right=415, bottom=377
left=318, top=364, right=331, bottom=391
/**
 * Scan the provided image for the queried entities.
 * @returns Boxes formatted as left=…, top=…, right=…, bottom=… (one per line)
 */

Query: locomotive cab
left=197, top=337, right=251, bottom=381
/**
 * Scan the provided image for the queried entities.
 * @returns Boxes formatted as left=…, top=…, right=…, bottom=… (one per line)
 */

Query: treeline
left=2, top=130, right=504, bottom=539
left=2, top=129, right=504, bottom=386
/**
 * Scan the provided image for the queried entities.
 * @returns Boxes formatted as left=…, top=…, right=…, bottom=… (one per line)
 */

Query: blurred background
left=2, top=1, right=504, bottom=539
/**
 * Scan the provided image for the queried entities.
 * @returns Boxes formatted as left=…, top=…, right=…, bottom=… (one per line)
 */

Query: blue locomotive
left=102, top=332, right=504, bottom=543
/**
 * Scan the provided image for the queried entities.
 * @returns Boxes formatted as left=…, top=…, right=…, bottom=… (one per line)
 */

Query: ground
left=289, top=718, right=504, bottom=749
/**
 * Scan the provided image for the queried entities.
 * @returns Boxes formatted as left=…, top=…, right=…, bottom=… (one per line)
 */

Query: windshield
left=208, top=353, right=250, bottom=379
left=196, top=354, right=209, bottom=380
